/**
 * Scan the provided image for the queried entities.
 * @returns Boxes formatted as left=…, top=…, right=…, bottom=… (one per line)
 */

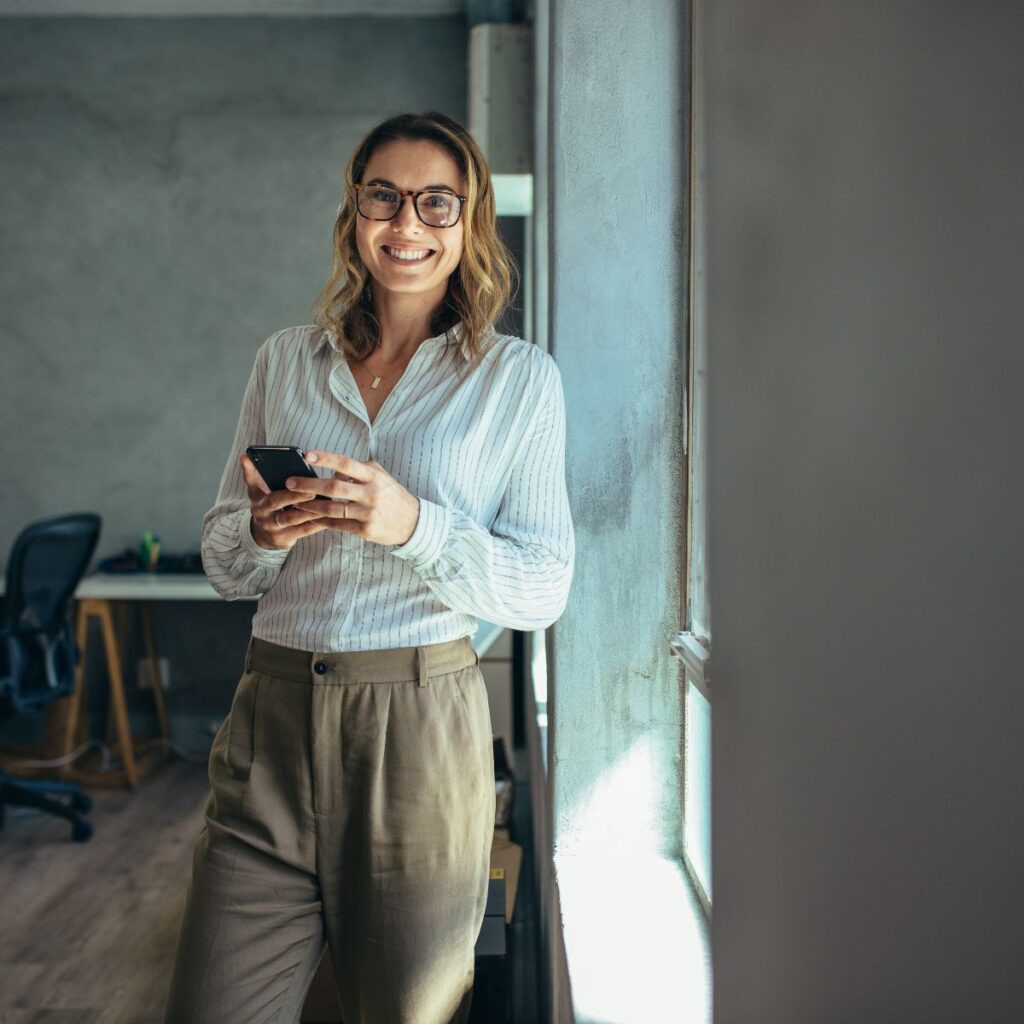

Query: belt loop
left=417, top=646, right=429, bottom=688
left=244, top=636, right=255, bottom=672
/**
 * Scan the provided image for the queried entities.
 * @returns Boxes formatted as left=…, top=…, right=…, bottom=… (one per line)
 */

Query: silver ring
left=274, top=512, right=283, bottom=529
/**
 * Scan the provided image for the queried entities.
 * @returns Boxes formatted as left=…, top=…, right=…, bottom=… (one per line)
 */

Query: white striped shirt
left=201, top=322, right=575, bottom=651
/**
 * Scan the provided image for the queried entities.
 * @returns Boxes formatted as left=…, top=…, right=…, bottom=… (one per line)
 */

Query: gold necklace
left=350, top=354, right=409, bottom=390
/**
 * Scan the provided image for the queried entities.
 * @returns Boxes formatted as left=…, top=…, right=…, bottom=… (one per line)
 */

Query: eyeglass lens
left=357, top=187, right=461, bottom=227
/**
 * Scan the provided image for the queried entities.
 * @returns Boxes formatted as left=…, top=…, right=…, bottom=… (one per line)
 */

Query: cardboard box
left=489, top=834, right=522, bottom=925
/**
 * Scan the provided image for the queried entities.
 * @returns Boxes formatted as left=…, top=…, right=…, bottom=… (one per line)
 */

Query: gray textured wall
left=707, top=3, right=1024, bottom=1021
left=0, top=16, right=467, bottom=740
left=548, top=0, right=687, bottom=858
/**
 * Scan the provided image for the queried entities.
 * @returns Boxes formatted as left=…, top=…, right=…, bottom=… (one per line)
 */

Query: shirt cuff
left=389, top=497, right=451, bottom=571
left=237, top=509, right=291, bottom=566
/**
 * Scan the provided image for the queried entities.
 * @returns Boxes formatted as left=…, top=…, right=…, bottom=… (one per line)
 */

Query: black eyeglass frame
left=352, top=183, right=468, bottom=227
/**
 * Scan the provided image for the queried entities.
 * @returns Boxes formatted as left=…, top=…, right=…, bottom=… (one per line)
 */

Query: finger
left=240, top=453, right=270, bottom=496
left=285, top=476, right=358, bottom=502
left=304, top=450, right=373, bottom=481
left=265, top=488, right=321, bottom=513
left=294, top=498, right=362, bottom=520
left=273, top=505, right=328, bottom=531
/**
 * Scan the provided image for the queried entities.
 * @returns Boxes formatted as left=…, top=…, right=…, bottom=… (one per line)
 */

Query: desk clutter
left=300, top=735, right=524, bottom=1024
left=97, top=535, right=204, bottom=575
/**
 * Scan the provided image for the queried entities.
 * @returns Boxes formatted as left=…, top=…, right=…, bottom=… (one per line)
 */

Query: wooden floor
left=0, top=757, right=210, bottom=1024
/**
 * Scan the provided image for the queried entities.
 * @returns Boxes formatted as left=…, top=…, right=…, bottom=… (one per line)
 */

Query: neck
left=370, top=279, right=448, bottom=362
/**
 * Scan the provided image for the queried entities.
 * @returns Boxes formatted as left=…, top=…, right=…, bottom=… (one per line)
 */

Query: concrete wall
left=546, top=0, right=688, bottom=866
left=540, top=1, right=690, bottom=1015
left=0, top=16, right=466, bottom=741
left=706, top=3, right=1024, bottom=1021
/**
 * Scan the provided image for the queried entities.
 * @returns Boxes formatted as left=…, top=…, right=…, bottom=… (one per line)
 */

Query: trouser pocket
left=225, top=669, right=261, bottom=782
left=454, top=665, right=494, bottom=768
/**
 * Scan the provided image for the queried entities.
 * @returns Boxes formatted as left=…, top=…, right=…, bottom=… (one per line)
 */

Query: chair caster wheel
left=71, top=820, right=93, bottom=842
left=71, top=792, right=92, bottom=813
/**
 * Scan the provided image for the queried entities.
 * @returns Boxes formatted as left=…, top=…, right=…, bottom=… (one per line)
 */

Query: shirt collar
left=313, top=321, right=481, bottom=362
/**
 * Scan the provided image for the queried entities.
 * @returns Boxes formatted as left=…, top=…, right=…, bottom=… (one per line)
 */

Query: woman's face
left=355, top=138, right=467, bottom=300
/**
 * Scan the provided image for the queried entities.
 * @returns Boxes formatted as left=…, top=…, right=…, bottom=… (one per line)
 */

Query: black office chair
left=0, top=513, right=101, bottom=842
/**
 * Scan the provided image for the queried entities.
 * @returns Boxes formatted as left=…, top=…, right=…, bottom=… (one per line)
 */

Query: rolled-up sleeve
left=201, top=339, right=290, bottom=600
left=390, top=358, right=575, bottom=630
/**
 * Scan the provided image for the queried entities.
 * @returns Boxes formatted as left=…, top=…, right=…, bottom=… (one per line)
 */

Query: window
left=673, top=0, right=712, bottom=915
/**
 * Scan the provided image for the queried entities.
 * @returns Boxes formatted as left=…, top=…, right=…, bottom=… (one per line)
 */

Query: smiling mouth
left=381, top=245, right=436, bottom=264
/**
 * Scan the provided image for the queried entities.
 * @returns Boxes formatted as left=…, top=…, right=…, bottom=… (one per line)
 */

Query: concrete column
left=546, top=0, right=689, bottom=867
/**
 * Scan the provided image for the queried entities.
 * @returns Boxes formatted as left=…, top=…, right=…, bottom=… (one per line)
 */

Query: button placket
left=328, top=358, right=367, bottom=426
left=309, top=673, right=342, bottom=817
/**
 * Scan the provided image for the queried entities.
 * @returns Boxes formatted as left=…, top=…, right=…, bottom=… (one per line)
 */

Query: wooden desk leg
left=105, top=601, right=130, bottom=746
left=93, top=598, right=139, bottom=787
left=140, top=602, right=171, bottom=746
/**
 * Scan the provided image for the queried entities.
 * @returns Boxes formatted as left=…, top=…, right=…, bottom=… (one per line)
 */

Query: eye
left=370, top=188, right=398, bottom=202
left=423, top=192, right=452, bottom=208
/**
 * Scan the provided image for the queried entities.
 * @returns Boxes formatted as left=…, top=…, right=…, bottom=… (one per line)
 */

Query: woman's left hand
left=284, top=450, right=420, bottom=547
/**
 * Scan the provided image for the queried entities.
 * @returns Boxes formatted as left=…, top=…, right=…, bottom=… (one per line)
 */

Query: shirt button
left=313, top=661, right=328, bottom=675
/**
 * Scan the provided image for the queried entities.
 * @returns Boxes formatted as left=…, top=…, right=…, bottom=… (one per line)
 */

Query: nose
left=391, top=194, right=422, bottom=232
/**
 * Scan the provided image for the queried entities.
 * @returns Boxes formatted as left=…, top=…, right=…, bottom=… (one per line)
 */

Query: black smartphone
left=245, top=446, right=325, bottom=497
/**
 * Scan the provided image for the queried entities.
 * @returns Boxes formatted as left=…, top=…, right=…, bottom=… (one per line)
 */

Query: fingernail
left=306, top=451, right=318, bottom=462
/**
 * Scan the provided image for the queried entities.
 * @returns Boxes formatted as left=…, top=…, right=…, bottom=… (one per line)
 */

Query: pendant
left=371, top=376, right=382, bottom=389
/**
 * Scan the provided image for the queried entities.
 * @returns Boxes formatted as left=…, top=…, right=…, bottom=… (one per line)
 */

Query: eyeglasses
left=353, top=184, right=467, bottom=228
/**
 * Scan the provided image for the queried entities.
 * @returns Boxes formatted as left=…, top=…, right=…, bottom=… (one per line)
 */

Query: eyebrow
left=365, top=177, right=458, bottom=194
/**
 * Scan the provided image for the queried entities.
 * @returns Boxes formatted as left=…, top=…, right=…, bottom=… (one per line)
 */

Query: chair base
left=0, top=768, right=93, bottom=841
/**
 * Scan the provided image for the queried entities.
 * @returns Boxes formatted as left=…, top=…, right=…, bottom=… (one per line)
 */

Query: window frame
left=676, top=0, right=712, bottom=918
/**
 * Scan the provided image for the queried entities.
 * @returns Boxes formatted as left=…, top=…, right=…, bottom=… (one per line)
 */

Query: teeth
left=384, top=246, right=432, bottom=261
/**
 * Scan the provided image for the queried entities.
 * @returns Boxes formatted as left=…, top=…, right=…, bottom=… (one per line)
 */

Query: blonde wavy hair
left=312, top=111, right=519, bottom=374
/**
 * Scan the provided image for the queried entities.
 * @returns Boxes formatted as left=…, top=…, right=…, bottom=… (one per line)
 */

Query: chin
left=378, top=269, right=440, bottom=287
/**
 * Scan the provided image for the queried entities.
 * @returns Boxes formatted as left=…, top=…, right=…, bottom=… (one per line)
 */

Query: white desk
left=74, top=571, right=255, bottom=602
left=70, top=573, right=501, bottom=653
left=0, top=572, right=250, bottom=602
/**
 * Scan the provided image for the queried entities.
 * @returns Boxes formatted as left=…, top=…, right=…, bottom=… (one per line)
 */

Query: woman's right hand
left=240, top=453, right=327, bottom=550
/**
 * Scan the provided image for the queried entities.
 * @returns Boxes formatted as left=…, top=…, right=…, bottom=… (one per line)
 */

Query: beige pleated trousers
left=162, top=633, right=495, bottom=1024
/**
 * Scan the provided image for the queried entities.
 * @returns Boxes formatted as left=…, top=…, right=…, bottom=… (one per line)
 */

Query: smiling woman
left=161, top=111, right=574, bottom=1024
